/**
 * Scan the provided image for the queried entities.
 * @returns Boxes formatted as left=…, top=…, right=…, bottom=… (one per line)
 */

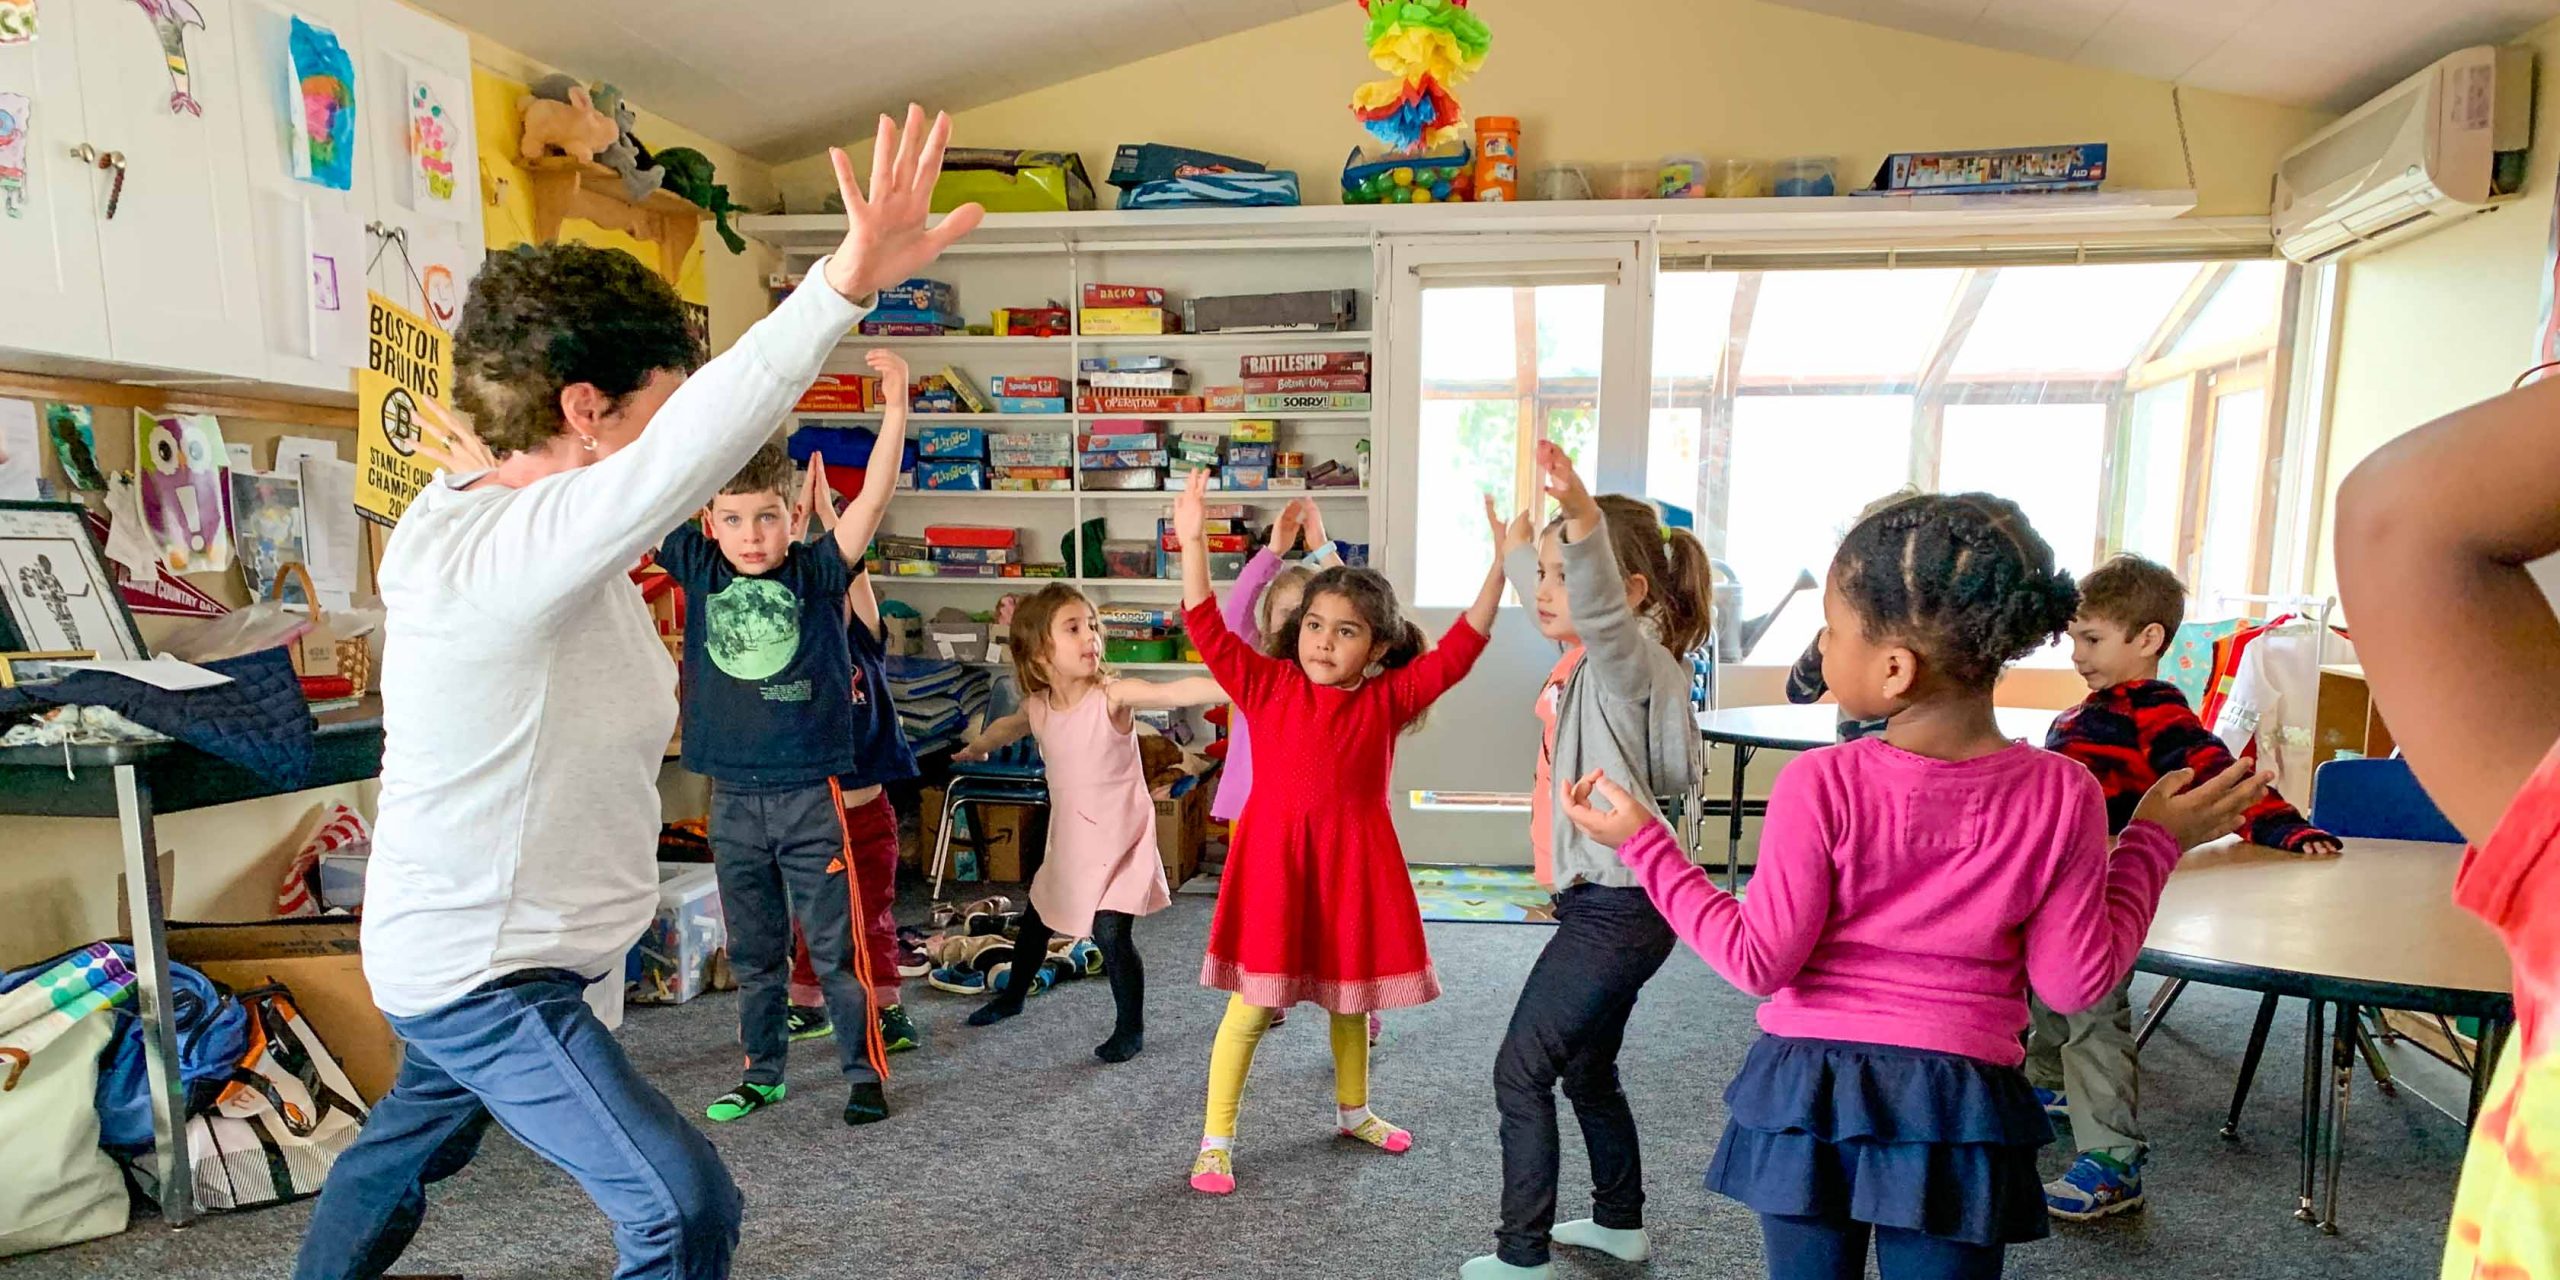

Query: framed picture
left=0, top=500, right=149, bottom=660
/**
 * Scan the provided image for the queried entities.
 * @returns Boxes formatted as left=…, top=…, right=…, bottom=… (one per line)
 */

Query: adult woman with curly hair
left=294, top=109, right=981, bottom=1280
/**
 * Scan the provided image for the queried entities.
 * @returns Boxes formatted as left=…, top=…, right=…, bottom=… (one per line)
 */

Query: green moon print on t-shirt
left=704, top=576, right=802, bottom=681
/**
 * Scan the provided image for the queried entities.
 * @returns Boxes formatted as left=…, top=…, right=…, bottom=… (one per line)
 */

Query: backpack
left=0, top=945, right=248, bottom=1158
left=169, top=984, right=368, bottom=1211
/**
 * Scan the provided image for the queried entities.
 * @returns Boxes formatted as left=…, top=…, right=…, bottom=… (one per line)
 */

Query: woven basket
left=267, top=563, right=370, bottom=696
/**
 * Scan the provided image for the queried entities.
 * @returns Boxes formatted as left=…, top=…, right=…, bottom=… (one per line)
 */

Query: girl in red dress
left=1171, top=470, right=1511, bottom=1196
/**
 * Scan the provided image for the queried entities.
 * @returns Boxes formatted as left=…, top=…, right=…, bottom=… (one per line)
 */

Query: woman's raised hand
left=821, top=106, right=985, bottom=303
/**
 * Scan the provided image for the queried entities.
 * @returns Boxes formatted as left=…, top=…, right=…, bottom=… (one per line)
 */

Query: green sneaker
left=879, top=1003, right=921, bottom=1054
left=704, top=1081, right=784, bottom=1123
left=786, top=1005, right=833, bottom=1042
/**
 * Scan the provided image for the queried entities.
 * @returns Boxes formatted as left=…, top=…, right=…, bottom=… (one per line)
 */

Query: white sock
left=1200, top=1134, right=1233, bottom=1153
left=1337, top=1104, right=1375, bottom=1131
left=1457, top=1255, right=1552, bottom=1279
left=1552, top=1219, right=1650, bottom=1262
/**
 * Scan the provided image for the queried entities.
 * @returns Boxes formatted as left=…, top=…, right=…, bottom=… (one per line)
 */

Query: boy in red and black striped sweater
left=2030, top=555, right=2338, bottom=1222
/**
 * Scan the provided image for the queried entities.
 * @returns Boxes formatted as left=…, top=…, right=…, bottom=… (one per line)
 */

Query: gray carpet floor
left=11, top=882, right=2471, bottom=1279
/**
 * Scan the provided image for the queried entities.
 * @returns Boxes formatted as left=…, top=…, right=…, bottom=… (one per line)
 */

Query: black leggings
left=992, top=906, right=1144, bottom=1036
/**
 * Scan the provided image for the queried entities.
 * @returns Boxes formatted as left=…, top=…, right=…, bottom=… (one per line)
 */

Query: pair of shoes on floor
left=2045, top=1151, right=2145, bottom=1220
left=929, top=895, right=1014, bottom=931
left=879, top=1003, right=921, bottom=1053
left=928, top=963, right=992, bottom=996
left=1458, top=1220, right=1653, bottom=1277
left=785, top=1005, right=833, bottom=1042
left=895, top=942, right=931, bottom=978
left=1191, top=1115, right=1412, bottom=1197
left=707, top=1079, right=892, bottom=1127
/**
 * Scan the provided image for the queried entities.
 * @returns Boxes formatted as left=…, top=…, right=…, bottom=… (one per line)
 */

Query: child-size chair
left=929, top=738, right=1048, bottom=903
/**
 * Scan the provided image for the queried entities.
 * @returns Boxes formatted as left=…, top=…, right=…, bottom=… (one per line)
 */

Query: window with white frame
left=1655, top=257, right=2294, bottom=663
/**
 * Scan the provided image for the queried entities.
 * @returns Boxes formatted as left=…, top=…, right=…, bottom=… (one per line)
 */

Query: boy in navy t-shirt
left=658, top=349, right=917, bottom=1126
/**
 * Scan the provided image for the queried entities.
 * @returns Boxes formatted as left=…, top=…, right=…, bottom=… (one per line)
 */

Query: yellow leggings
left=1201, top=994, right=1368, bottom=1140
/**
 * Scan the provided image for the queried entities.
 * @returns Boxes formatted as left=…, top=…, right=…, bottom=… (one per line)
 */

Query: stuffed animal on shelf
left=517, top=83, right=617, bottom=165
left=586, top=81, right=666, bottom=203
left=655, top=145, right=748, bottom=254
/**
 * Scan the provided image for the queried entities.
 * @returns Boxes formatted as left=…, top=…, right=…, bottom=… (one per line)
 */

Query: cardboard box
left=1864, top=142, right=2107, bottom=195
left=793, top=373, right=876, bottom=413
left=1083, top=283, right=1168, bottom=308
left=168, top=919, right=399, bottom=1103
left=919, top=789, right=1043, bottom=883
left=1241, top=372, right=1371, bottom=394
left=1203, top=386, right=1244, bottom=412
left=917, top=461, right=988, bottom=490
left=1241, top=351, right=1369, bottom=378
left=1185, top=289, right=1359, bottom=334
left=1242, top=391, right=1371, bottom=413
left=878, top=278, right=959, bottom=315
left=1079, top=307, right=1184, bottom=336
left=992, top=307, right=1070, bottom=337
left=917, top=425, right=987, bottom=459
left=629, top=863, right=728, bottom=1006
left=1155, top=783, right=1210, bottom=889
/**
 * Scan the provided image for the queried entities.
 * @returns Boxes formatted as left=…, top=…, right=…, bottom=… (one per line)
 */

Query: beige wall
left=772, top=0, right=2328, bottom=216
left=2309, top=18, right=2560, bottom=595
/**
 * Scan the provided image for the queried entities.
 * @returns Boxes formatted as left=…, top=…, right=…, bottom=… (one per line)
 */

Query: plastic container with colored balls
left=1341, top=142, right=1475, bottom=205
left=1773, top=155, right=1839, bottom=197
left=1706, top=158, right=1769, bottom=199
left=1655, top=155, right=1709, bottom=198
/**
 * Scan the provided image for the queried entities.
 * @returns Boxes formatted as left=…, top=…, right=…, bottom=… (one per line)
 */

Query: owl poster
left=134, top=409, right=232, bottom=573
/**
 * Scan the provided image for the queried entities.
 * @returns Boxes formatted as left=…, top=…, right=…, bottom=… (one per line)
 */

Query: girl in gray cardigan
left=1464, top=442, right=1713, bottom=1280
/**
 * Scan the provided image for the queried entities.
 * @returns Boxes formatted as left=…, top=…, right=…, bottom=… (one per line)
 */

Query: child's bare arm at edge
left=1107, top=676, right=1230, bottom=711
left=805, top=457, right=884, bottom=637
left=1176, top=469, right=1217, bottom=613
left=827, top=349, right=910, bottom=571
left=1466, top=495, right=1510, bottom=635
left=2335, top=375, right=2560, bottom=844
left=953, top=710, right=1030, bottom=762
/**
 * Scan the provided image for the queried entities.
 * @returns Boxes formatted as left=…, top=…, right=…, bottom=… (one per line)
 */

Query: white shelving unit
left=754, top=220, right=1385, bottom=614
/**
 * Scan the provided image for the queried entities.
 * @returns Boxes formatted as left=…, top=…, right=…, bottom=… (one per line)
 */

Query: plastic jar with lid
left=1473, top=116, right=1521, bottom=201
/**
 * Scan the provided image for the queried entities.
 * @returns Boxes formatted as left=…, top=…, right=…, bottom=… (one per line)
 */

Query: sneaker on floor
left=786, top=1006, right=833, bottom=1042
left=927, top=964, right=989, bottom=996
left=2033, top=1086, right=2068, bottom=1118
left=1062, top=937, right=1104, bottom=977
left=895, top=944, right=931, bottom=979
left=844, top=1080, right=888, bottom=1126
left=2045, top=1151, right=2145, bottom=1221
left=704, top=1081, right=784, bottom=1123
left=879, top=1003, right=921, bottom=1054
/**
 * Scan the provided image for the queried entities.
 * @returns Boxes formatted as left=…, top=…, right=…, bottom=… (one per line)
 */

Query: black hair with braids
left=1830, top=492, right=2081, bottom=692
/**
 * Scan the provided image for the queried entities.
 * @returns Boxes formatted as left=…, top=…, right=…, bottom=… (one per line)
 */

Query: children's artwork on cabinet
left=0, top=1, right=33, bottom=46
left=286, top=16, right=355, bottom=190
left=307, top=206, right=366, bottom=367
left=229, top=469, right=308, bottom=603
left=45, top=403, right=103, bottom=491
left=134, top=409, right=233, bottom=574
left=0, top=92, right=27, bottom=218
left=421, top=262, right=459, bottom=329
left=127, top=0, right=207, bottom=117
left=407, top=68, right=463, bottom=217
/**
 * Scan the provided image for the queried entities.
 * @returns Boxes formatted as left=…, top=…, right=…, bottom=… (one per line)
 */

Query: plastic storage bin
left=1773, top=156, right=1839, bottom=197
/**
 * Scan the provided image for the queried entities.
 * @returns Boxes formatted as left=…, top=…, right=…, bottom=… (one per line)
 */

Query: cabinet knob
left=69, top=143, right=97, bottom=164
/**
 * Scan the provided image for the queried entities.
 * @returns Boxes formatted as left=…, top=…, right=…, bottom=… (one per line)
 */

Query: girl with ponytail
left=1463, top=443, right=1713, bottom=1279
left=1554, top=491, right=2272, bottom=1280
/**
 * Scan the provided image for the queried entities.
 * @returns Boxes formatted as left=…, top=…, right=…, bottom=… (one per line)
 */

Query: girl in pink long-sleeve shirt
left=1563, top=492, right=2267, bottom=1280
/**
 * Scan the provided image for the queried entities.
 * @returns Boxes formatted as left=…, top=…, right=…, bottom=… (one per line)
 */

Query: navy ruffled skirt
left=1707, top=1035, right=2054, bottom=1246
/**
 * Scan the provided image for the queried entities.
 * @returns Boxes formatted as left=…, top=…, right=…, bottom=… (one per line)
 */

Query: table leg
left=2133, top=978, right=2188, bottom=1049
left=2470, top=1018, right=2514, bottom=1127
left=2319, top=1000, right=2358, bottom=1234
left=115, top=765, right=193, bottom=1228
left=1723, top=743, right=1753, bottom=893
left=2222, top=992, right=2280, bottom=1140
left=2296, top=996, right=2325, bottom=1224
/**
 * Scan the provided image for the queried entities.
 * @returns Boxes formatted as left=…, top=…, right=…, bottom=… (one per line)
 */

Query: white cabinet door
left=226, top=0, right=369, bottom=392
left=74, top=0, right=269, bottom=379
left=356, top=0, right=480, bottom=332
left=0, top=7, right=110, bottom=362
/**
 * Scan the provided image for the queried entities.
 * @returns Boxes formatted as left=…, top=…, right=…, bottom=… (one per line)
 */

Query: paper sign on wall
left=0, top=398, right=39, bottom=500
left=230, top=470, right=307, bottom=602
left=356, top=291, right=450, bottom=527
left=0, top=91, right=28, bottom=218
left=0, top=1, right=36, bottom=45
left=134, top=409, right=232, bottom=573
left=131, top=0, right=207, bottom=117
left=82, top=509, right=230, bottom=618
left=298, top=455, right=359, bottom=596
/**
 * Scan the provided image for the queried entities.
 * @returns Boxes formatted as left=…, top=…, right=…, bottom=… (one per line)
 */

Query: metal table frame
left=0, top=705, right=384, bottom=1226
left=2132, top=947, right=2512, bottom=1234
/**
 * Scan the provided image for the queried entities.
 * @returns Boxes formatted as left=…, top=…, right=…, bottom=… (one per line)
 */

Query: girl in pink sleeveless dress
left=956, top=584, right=1226, bottom=1063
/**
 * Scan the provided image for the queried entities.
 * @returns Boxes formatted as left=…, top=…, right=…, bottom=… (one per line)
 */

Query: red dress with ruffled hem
left=1185, top=596, right=1488, bottom=1014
